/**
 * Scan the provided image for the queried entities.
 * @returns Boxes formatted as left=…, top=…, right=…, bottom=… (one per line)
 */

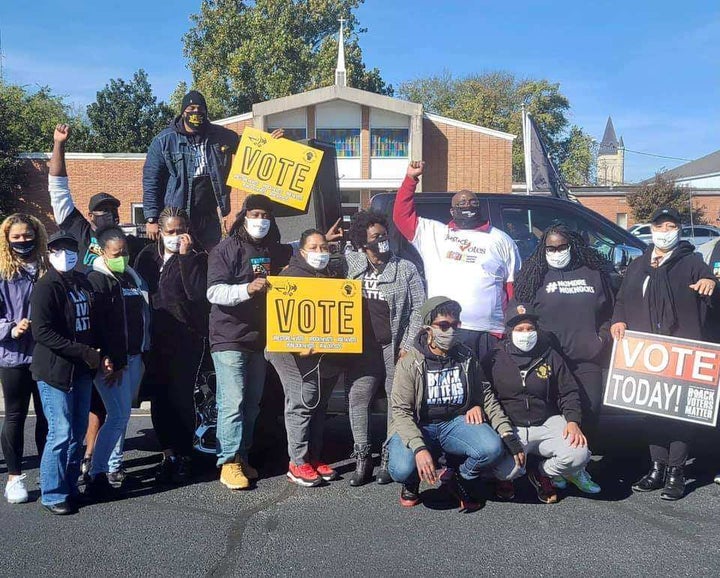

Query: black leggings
left=647, top=417, right=690, bottom=467
left=0, top=365, right=48, bottom=474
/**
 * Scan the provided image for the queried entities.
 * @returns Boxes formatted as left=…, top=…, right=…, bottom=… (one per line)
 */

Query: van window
left=499, top=203, right=618, bottom=261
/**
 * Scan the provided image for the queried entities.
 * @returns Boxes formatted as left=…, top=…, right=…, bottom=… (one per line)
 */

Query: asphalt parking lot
left=1, top=411, right=720, bottom=577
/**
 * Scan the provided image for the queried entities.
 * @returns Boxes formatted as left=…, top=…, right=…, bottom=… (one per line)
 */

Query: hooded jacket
left=612, top=241, right=714, bottom=340
left=0, top=268, right=37, bottom=367
left=206, top=207, right=292, bottom=353
left=142, top=117, right=240, bottom=221
left=343, top=251, right=425, bottom=356
left=29, top=268, right=98, bottom=391
left=389, top=331, right=513, bottom=454
left=532, top=264, right=614, bottom=363
left=482, top=333, right=582, bottom=427
left=87, top=258, right=151, bottom=370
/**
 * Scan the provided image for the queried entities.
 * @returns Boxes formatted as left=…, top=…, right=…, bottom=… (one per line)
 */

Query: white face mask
left=48, top=250, right=78, bottom=273
left=163, top=234, right=182, bottom=253
left=304, top=251, right=330, bottom=270
left=651, top=228, right=680, bottom=251
left=512, top=330, right=538, bottom=352
left=546, top=248, right=571, bottom=269
left=245, top=218, right=271, bottom=240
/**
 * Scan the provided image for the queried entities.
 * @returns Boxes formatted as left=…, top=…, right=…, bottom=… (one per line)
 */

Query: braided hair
left=514, top=223, right=613, bottom=303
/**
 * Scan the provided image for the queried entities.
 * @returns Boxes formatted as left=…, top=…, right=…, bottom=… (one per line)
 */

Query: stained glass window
left=371, top=128, right=409, bottom=158
left=316, top=128, right=361, bottom=158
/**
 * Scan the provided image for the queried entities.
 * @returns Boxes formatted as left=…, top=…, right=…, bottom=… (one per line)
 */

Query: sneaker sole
left=220, top=478, right=250, bottom=490
left=528, top=476, right=559, bottom=504
left=400, top=497, right=420, bottom=507
left=318, top=472, right=338, bottom=482
left=286, top=472, right=322, bottom=487
left=5, top=495, right=29, bottom=504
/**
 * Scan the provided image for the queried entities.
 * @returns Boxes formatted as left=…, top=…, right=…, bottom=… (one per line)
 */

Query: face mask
left=450, top=207, right=483, bottom=229
left=512, top=330, right=538, bottom=352
left=93, top=212, right=118, bottom=229
left=304, top=251, right=330, bottom=270
left=652, top=228, right=680, bottom=251
left=48, top=250, right=78, bottom=273
left=546, top=248, right=571, bottom=269
left=366, top=236, right=392, bottom=260
left=245, top=218, right=271, bottom=240
left=184, top=112, right=206, bottom=130
left=106, top=255, right=129, bottom=274
left=431, top=326, right=458, bottom=352
left=10, top=240, right=36, bottom=256
left=163, top=234, right=182, bottom=253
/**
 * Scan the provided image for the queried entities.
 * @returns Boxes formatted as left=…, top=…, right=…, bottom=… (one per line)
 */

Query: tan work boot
left=241, top=459, right=259, bottom=480
left=220, top=462, right=250, bottom=490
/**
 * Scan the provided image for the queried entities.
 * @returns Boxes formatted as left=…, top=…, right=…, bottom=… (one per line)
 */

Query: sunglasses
left=545, top=244, right=570, bottom=253
left=452, top=200, right=480, bottom=209
left=432, top=321, right=460, bottom=331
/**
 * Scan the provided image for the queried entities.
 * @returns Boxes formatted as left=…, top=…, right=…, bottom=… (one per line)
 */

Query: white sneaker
left=714, top=472, right=720, bottom=485
left=4, top=474, right=29, bottom=504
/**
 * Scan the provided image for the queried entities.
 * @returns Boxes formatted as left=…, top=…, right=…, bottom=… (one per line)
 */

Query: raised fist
left=406, top=161, right=425, bottom=180
left=54, top=124, right=71, bottom=143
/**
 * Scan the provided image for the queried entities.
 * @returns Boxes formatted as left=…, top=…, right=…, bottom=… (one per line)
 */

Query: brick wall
left=577, top=194, right=720, bottom=227
left=422, top=118, right=512, bottom=193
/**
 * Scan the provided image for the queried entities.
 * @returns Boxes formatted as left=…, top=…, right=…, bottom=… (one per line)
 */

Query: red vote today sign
left=604, top=330, right=720, bottom=426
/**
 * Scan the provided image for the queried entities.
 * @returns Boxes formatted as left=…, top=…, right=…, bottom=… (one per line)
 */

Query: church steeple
left=597, top=116, right=625, bottom=186
left=599, top=116, right=619, bottom=155
left=335, top=18, right=347, bottom=87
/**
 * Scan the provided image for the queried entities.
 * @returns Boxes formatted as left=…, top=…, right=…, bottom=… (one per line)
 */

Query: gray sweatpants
left=266, top=351, right=337, bottom=465
left=346, top=343, right=395, bottom=447
left=494, top=414, right=591, bottom=480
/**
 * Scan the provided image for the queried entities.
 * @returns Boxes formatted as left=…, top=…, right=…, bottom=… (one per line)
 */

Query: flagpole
left=522, top=105, right=531, bottom=195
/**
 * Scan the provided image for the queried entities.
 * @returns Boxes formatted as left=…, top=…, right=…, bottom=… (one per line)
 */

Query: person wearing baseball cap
left=611, top=206, right=716, bottom=500
left=484, top=301, right=591, bottom=504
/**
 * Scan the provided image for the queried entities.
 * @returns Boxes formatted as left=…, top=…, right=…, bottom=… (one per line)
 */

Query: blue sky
left=2, top=0, right=718, bottom=183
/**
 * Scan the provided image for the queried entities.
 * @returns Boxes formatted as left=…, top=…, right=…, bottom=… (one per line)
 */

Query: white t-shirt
left=412, top=217, right=520, bottom=333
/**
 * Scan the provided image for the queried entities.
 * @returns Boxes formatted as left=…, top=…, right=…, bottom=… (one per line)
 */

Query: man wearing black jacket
left=484, top=303, right=591, bottom=504
left=612, top=207, right=716, bottom=500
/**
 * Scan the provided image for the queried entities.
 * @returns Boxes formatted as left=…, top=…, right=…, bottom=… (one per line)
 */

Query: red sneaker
left=287, top=462, right=322, bottom=487
left=446, top=472, right=484, bottom=513
left=400, top=482, right=420, bottom=507
left=311, top=461, right=338, bottom=481
left=528, top=468, right=559, bottom=504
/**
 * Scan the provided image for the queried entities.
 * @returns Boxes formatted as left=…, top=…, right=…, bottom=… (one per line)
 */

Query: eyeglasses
left=432, top=321, right=460, bottom=331
left=452, top=200, right=480, bottom=209
left=545, top=244, right=570, bottom=253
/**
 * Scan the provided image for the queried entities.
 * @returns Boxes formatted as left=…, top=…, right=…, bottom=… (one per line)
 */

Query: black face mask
left=93, top=212, right=118, bottom=229
left=450, top=207, right=484, bottom=229
left=10, top=240, right=36, bottom=256
left=184, top=111, right=206, bottom=130
left=365, top=235, right=392, bottom=261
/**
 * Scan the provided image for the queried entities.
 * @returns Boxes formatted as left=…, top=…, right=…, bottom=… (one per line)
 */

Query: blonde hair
left=0, top=214, right=49, bottom=281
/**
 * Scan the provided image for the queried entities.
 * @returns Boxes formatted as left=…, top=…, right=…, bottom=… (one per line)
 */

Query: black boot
left=349, top=444, right=373, bottom=487
left=660, top=466, right=686, bottom=501
left=632, top=461, right=666, bottom=492
left=376, top=445, right=392, bottom=485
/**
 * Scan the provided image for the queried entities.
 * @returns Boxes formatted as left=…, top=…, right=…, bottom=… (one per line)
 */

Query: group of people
left=1, top=91, right=718, bottom=516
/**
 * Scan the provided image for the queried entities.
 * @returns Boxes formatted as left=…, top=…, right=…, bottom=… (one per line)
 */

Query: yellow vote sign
left=266, top=276, right=363, bottom=354
left=227, top=127, right=324, bottom=211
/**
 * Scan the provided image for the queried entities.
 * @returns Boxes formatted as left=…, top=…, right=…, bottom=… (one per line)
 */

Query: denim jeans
left=38, top=373, right=93, bottom=506
left=387, top=416, right=504, bottom=483
left=90, top=354, right=144, bottom=477
left=212, top=350, right=267, bottom=466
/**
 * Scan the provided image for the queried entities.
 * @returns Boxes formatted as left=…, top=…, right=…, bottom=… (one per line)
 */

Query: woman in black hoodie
left=612, top=207, right=716, bottom=500
left=514, top=223, right=613, bottom=491
left=135, top=207, right=209, bottom=484
left=266, top=230, right=345, bottom=487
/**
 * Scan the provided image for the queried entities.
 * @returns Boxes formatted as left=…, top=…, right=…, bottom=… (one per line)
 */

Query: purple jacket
left=0, top=269, right=36, bottom=367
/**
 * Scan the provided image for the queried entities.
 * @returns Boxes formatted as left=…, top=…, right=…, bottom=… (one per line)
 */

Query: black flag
left=524, top=112, right=571, bottom=200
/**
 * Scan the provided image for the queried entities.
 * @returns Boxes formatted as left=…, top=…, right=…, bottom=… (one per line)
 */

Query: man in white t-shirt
left=393, top=161, right=520, bottom=359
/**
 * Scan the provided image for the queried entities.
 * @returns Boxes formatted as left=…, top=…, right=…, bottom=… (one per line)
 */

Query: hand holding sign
left=611, top=322, right=627, bottom=341
left=248, top=277, right=269, bottom=296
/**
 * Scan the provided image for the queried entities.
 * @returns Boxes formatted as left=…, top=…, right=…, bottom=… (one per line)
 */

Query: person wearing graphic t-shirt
left=387, top=296, right=517, bottom=512
left=342, top=211, right=425, bottom=487
left=206, top=194, right=293, bottom=491
left=393, top=161, right=520, bottom=362
left=30, top=231, right=106, bottom=515
left=85, top=226, right=151, bottom=500
left=514, top=223, right=614, bottom=494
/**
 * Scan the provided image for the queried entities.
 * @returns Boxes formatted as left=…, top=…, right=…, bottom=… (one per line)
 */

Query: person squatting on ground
left=48, top=123, right=145, bottom=487
left=514, top=223, right=614, bottom=491
left=612, top=207, right=716, bottom=501
left=84, top=226, right=150, bottom=500
left=393, top=161, right=520, bottom=362
left=0, top=214, right=49, bottom=504
left=342, top=210, right=425, bottom=486
left=207, top=194, right=293, bottom=491
left=134, top=207, right=209, bottom=485
left=387, top=296, right=518, bottom=512
left=143, top=90, right=240, bottom=252
left=30, top=231, right=106, bottom=515
left=266, top=230, right=344, bottom=487
left=484, top=303, right=592, bottom=504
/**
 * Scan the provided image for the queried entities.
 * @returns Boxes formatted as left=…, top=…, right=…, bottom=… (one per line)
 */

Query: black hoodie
left=612, top=241, right=714, bottom=340
left=482, top=333, right=583, bottom=427
left=207, top=208, right=292, bottom=353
